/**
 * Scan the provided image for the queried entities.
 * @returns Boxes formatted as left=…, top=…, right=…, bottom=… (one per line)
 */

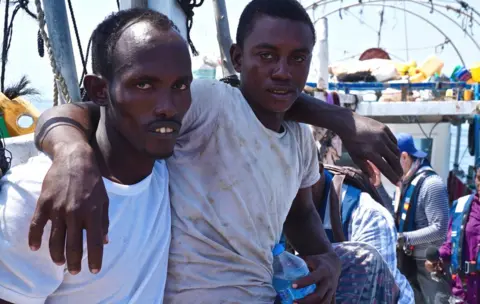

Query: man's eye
left=136, top=82, right=152, bottom=90
left=260, top=53, right=273, bottom=60
left=172, top=83, right=188, bottom=90
left=293, top=56, right=306, bottom=63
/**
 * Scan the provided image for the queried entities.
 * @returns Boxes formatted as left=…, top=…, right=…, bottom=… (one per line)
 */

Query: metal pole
left=212, top=0, right=236, bottom=77
left=130, top=0, right=148, bottom=8
left=453, top=124, right=461, bottom=171
left=41, top=0, right=81, bottom=103
left=316, top=18, right=329, bottom=90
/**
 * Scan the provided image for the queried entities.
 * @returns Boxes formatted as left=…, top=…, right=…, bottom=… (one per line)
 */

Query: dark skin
left=1, top=23, right=192, bottom=304
left=29, top=14, right=400, bottom=301
left=28, top=23, right=193, bottom=275
left=229, top=16, right=339, bottom=302
left=30, top=15, right=339, bottom=303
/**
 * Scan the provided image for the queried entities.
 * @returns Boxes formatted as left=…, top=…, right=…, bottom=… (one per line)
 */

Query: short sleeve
left=179, top=79, right=229, bottom=136
left=299, top=123, right=321, bottom=189
left=0, top=155, right=64, bottom=303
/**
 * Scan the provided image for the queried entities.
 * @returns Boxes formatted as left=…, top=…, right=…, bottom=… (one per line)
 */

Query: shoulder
left=0, top=155, right=51, bottom=241
left=356, top=191, right=396, bottom=226
left=422, top=173, right=445, bottom=188
left=0, top=154, right=51, bottom=204
left=191, top=79, right=241, bottom=104
left=284, top=122, right=316, bottom=147
left=452, top=194, right=473, bottom=214
left=419, top=174, right=448, bottom=198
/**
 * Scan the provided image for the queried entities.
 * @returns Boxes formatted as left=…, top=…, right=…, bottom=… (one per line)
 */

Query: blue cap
left=272, top=244, right=285, bottom=256
left=396, top=133, right=427, bottom=158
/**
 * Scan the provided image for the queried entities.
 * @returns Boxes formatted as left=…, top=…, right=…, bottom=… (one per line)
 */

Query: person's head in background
left=230, top=0, right=316, bottom=131
left=396, top=133, right=428, bottom=176
left=84, top=8, right=192, bottom=160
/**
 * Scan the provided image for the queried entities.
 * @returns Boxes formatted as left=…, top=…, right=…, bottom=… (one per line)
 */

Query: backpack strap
left=329, top=174, right=347, bottom=242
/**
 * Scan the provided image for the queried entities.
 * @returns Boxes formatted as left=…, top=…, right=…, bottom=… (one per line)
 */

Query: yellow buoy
left=0, top=92, right=40, bottom=137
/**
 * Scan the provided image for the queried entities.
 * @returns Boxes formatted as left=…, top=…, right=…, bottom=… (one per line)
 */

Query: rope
left=37, top=29, right=44, bottom=57
left=1, top=0, right=11, bottom=92
left=34, top=0, right=72, bottom=105
left=176, top=0, right=204, bottom=56
left=377, top=1, right=385, bottom=47
left=79, top=36, right=92, bottom=91
left=66, top=0, right=88, bottom=87
left=1, top=0, right=38, bottom=92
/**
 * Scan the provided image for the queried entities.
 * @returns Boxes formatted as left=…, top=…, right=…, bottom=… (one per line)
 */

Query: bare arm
left=34, top=102, right=100, bottom=155
left=283, top=187, right=332, bottom=255
left=283, top=187, right=340, bottom=304
left=30, top=102, right=107, bottom=275
left=286, top=93, right=402, bottom=184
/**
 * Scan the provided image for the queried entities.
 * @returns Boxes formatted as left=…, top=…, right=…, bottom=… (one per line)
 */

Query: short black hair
left=91, top=8, right=179, bottom=80
left=236, top=0, right=316, bottom=48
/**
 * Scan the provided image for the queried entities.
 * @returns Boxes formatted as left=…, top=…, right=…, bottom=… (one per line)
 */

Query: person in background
left=377, top=133, right=450, bottom=304
left=426, top=167, right=480, bottom=304
left=280, top=125, right=410, bottom=303
left=314, top=160, right=414, bottom=304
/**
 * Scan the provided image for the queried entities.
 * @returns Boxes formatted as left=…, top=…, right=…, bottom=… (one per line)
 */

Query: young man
left=29, top=1, right=400, bottom=303
left=377, top=133, right=450, bottom=304
left=0, top=9, right=190, bottom=303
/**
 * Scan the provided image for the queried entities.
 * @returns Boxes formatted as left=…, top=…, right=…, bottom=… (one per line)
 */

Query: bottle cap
left=273, top=244, right=285, bottom=256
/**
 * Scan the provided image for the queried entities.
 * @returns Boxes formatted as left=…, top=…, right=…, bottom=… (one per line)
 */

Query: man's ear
left=83, top=75, right=109, bottom=106
left=230, top=43, right=242, bottom=73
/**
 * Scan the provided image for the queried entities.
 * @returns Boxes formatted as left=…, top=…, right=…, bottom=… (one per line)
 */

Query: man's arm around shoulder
left=286, top=93, right=403, bottom=184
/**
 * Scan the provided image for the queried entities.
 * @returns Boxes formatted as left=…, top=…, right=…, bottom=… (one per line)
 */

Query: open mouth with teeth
left=155, top=127, right=175, bottom=134
left=267, top=89, right=293, bottom=95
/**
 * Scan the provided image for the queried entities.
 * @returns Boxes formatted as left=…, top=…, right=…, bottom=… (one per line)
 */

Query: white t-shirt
left=165, top=79, right=320, bottom=303
left=0, top=154, right=171, bottom=304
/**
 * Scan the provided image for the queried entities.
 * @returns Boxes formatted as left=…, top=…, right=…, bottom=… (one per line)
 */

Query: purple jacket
left=439, top=194, right=480, bottom=303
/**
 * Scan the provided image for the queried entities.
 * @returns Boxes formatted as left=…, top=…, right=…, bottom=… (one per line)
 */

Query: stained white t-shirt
left=0, top=154, right=171, bottom=304
left=165, top=79, right=320, bottom=303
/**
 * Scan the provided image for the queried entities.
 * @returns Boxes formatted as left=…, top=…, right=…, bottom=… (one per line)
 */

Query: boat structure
left=301, top=0, right=480, bottom=202
left=0, top=0, right=201, bottom=171
left=0, top=0, right=480, bottom=205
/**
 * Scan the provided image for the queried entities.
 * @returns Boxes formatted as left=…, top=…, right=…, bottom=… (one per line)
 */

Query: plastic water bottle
left=272, top=244, right=316, bottom=303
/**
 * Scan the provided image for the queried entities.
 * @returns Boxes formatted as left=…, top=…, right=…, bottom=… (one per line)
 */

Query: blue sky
left=2, top=0, right=479, bottom=103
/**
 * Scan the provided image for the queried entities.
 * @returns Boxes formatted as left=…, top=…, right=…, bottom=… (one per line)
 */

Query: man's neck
left=93, top=119, right=156, bottom=185
left=240, top=87, right=285, bottom=132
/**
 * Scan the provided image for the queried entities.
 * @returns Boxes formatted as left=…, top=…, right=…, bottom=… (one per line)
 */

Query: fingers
left=293, top=273, right=316, bottom=290
left=294, top=280, right=332, bottom=304
left=330, top=293, right=336, bottom=304
left=28, top=199, right=50, bottom=251
left=367, top=153, right=400, bottom=185
left=85, top=205, right=105, bottom=274
left=102, top=199, right=110, bottom=244
left=380, top=142, right=402, bottom=182
left=49, top=213, right=67, bottom=265
left=384, top=125, right=398, bottom=147
left=65, top=216, right=84, bottom=275
left=350, top=155, right=373, bottom=179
